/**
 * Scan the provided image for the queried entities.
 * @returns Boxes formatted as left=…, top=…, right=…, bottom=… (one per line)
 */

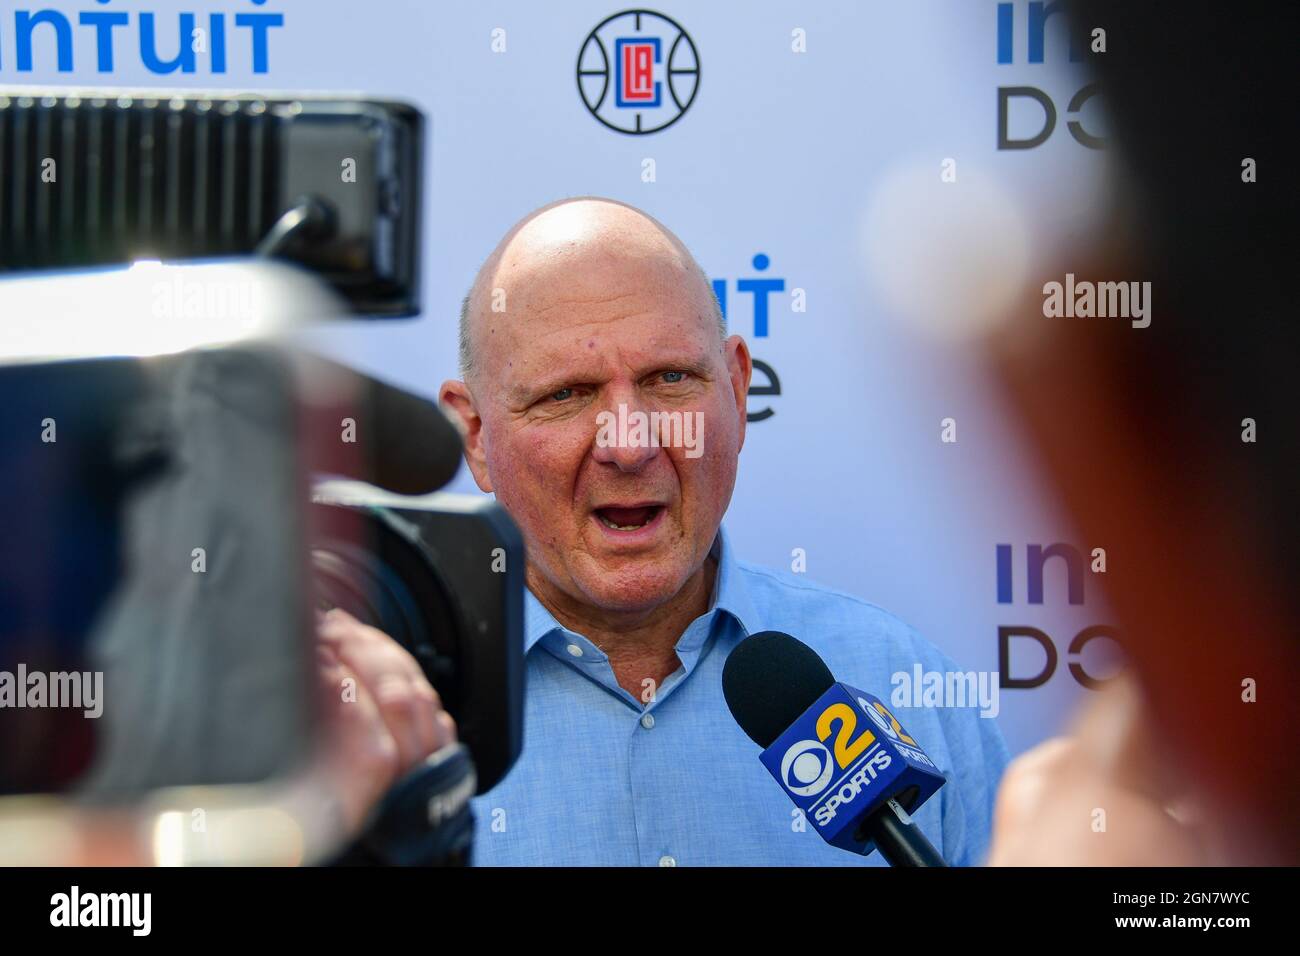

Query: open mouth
left=593, top=504, right=664, bottom=532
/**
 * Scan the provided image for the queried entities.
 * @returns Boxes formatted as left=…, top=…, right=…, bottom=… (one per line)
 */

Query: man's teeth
left=598, top=513, right=647, bottom=531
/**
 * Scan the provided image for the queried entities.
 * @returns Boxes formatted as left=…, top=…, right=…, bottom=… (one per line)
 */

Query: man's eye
left=661, top=371, right=687, bottom=384
left=550, top=387, right=574, bottom=402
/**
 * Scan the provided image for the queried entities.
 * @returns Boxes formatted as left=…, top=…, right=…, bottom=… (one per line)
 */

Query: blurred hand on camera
left=314, top=608, right=456, bottom=833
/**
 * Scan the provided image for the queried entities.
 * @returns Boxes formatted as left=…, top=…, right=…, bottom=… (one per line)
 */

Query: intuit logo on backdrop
left=995, top=0, right=1104, bottom=150
left=0, top=1, right=284, bottom=74
left=712, top=252, right=796, bottom=424
left=997, top=543, right=1122, bottom=690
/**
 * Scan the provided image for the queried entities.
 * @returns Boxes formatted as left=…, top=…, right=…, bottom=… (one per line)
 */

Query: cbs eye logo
left=779, top=739, right=835, bottom=796
left=780, top=698, right=916, bottom=797
left=858, top=697, right=917, bottom=746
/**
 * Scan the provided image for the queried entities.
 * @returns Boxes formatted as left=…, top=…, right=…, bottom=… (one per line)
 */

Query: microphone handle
left=861, top=798, right=948, bottom=867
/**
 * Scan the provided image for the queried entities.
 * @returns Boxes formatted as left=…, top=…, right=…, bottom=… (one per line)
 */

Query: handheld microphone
left=722, top=630, right=948, bottom=866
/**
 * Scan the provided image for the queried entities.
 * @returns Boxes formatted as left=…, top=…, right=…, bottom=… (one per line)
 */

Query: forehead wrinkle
left=501, top=325, right=622, bottom=397
left=491, top=298, right=720, bottom=397
left=529, top=291, right=643, bottom=318
left=469, top=265, right=667, bottom=369
left=494, top=285, right=703, bottom=364
left=505, top=251, right=693, bottom=307
left=501, top=322, right=713, bottom=404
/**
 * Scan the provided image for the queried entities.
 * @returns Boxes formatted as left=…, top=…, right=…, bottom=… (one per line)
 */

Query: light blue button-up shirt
left=470, top=528, right=1009, bottom=866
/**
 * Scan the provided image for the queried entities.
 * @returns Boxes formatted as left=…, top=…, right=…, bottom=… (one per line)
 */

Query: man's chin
left=572, top=560, right=696, bottom=615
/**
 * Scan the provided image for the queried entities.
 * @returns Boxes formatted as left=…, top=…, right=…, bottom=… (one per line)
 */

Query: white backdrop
left=8, top=0, right=1122, bottom=755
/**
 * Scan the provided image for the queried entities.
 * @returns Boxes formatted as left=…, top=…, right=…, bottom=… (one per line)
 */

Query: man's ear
left=439, top=379, right=493, bottom=493
left=724, top=335, right=753, bottom=452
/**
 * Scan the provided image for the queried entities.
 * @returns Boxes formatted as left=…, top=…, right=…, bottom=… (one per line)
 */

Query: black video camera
left=0, top=91, right=523, bottom=866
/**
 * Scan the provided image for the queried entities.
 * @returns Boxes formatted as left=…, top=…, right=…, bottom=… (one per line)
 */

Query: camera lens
left=310, top=505, right=459, bottom=702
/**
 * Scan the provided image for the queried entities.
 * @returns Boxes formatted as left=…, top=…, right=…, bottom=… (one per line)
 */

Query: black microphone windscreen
left=722, top=631, right=836, bottom=748
left=296, top=353, right=463, bottom=495
left=367, top=376, right=463, bottom=495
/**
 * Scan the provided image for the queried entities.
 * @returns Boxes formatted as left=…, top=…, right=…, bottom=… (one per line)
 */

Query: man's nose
left=590, top=398, right=662, bottom=472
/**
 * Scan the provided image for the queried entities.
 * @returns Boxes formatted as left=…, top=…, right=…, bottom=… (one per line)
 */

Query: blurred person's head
left=441, top=198, right=751, bottom=625
left=988, top=0, right=1298, bottom=864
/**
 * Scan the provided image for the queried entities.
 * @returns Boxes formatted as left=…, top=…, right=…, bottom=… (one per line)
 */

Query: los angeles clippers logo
left=616, top=36, right=661, bottom=107
left=577, top=10, right=700, bottom=135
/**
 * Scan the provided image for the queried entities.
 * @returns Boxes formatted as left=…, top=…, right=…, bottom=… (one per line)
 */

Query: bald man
left=438, top=198, right=1009, bottom=866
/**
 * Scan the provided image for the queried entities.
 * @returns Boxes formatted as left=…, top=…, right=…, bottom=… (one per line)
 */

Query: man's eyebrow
left=505, top=369, right=588, bottom=404
left=661, top=355, right=715, bottom=377
left=506, top=376, right=563, bottom=403
left=505, top=353, right=715, bottom=404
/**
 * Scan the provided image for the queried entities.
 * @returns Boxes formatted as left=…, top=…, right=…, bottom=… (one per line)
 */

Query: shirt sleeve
left=927, top=649, right=1012, bottom=866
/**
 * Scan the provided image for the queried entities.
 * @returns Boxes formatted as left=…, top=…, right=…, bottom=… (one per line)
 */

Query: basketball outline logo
left=576, top=9, right=701, bottom=135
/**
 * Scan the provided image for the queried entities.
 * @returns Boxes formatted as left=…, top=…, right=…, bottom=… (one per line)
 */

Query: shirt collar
left=522, top=523, right=761, bottom=655
left=709, top=524, right=761, bottom=638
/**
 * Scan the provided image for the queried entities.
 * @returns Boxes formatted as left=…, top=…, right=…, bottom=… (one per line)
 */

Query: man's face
left=450, top=233, right=750, bottom=616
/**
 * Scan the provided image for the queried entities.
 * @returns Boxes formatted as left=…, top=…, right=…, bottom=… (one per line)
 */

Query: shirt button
left=565, top=643, right=583, bottom=658
left=640, top=713, right=655, bottom=730
left=658, top=855, right=677, bottom=867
